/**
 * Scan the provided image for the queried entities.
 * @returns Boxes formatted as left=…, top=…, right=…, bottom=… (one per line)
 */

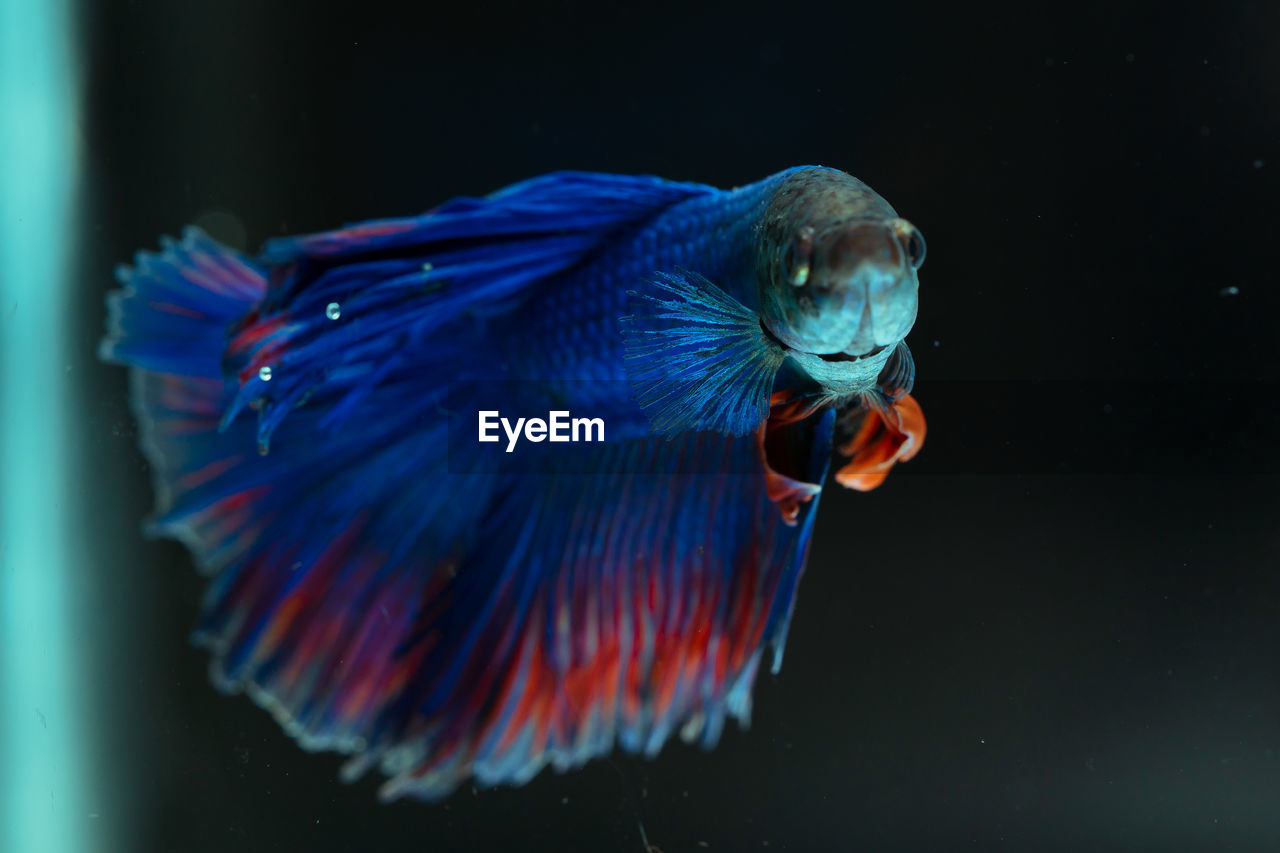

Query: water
left=36, top=1, right=1280, bottom=851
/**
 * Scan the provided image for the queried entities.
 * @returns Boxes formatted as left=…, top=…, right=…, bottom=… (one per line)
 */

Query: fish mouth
left=759, top=320, right=888, bottom=362
left=817, top=344, right=886, bottom=363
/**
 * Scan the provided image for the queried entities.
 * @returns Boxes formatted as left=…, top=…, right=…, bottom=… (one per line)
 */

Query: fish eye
left=782, top=244, right=798, bottom=280
left=783, top=226, right=815, bottom=286
left=901, top=226, right=926, bottom=270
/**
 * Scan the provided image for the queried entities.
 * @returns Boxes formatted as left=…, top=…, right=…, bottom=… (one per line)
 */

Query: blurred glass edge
left=0, top=0, right=97, bottom=850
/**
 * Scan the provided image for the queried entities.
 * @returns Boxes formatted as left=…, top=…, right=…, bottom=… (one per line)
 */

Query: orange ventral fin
left=834, top=393, right=926, bottom=492
left=758, top=390, right=826, bottom=526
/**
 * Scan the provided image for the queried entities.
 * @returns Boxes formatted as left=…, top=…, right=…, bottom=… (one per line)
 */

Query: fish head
left=757, top=168, right=925, bottom=359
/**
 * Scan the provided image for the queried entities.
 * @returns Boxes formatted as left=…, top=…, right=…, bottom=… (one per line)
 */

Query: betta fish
left=100, top=166, right=927, bottom=800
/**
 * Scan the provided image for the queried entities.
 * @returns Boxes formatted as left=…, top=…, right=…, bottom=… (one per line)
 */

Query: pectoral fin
left=877, top=341, right=916, bottom=400
left=620, top=269, right=786, bottom=436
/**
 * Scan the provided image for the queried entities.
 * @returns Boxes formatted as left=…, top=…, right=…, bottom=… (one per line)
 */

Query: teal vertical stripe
left=0, top=0, right=91, bottom=849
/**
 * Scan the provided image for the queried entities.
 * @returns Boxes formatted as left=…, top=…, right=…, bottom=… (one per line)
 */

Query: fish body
left=101, top=166, right=926, bottom=800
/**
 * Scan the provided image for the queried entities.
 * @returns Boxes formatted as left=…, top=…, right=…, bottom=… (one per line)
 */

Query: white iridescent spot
left=325, top=302, right=341, bottom=320
left=258, top=366, right=273, bottom=381
left=422, top=262, right=434, bottom=272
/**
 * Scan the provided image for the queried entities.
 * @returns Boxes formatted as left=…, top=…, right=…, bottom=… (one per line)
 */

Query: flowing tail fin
left=100, top=229, right=268, bottom=563
left=100, top=227, right=265, bottom=378
left=101, top=173, right=828, bottom=802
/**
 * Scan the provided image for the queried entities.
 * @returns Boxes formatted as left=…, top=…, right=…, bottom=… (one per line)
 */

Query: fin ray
left=621, top=269, right=786, bottom=436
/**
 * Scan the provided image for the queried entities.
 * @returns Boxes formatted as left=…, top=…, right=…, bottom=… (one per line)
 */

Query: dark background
left=77, top=1, right=1280, bottom=851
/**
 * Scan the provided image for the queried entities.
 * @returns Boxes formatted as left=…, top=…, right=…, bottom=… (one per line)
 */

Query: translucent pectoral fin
left=877, top=340, right=916, bottom=400
left=620, top=269, right=786, bottom=437
left=833, top=392, right=926, bottom=491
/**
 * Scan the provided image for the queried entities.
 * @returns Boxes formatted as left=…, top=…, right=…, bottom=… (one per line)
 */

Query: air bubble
left=325, top=302, right=341, bottom=320
left=258, top=366, right=273, bottom=381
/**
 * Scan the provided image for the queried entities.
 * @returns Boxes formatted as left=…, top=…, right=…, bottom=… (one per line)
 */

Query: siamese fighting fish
left=100, top=166, right=927, bottom=800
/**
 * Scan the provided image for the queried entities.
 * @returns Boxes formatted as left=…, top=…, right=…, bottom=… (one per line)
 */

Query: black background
left=77, top=1, right=1280, bottom=851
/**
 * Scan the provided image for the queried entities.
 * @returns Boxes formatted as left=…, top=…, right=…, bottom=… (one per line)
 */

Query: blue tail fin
left=100, top=227, right=265, bottom=377
left=105, top=172, right=806, bottom=803
left=100, top=228, right=267, bottom=563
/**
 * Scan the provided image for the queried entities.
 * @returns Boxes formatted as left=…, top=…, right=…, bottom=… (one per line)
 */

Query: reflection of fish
left=100, top=167, right=926, bottom=800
